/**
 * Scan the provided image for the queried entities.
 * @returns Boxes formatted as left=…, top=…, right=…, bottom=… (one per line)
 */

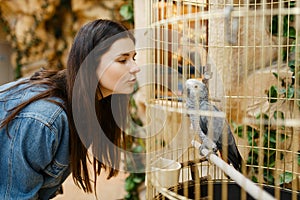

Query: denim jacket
left=0, top=79, right=70, bottom=200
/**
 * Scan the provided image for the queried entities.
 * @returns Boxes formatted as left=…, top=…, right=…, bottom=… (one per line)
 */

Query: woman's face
left=97, top=37, right=140, bottom=98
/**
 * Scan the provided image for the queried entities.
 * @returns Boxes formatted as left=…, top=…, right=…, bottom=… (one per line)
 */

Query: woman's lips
left=129, top=77, right=136, bottom=82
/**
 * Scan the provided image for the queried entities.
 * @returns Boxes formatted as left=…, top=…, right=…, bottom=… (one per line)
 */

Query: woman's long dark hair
left=0, top=19, right=135, bottom=194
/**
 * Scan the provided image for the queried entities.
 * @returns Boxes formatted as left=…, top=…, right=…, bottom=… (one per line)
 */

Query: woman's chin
left=113, top=89, right=134, bottom=95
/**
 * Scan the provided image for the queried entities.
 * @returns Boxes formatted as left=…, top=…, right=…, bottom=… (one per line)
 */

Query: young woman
left=0, top=19, right=140, bottom=199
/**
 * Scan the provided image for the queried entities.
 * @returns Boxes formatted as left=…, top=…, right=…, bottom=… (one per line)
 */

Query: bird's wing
left=199, top=101, right=224, bottom=145
left=199, top=102, right=242, bottom=170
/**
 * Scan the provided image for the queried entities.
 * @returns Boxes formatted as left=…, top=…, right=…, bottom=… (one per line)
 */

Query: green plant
left=269, top=0, right=300, bottom=109
left=234, top=1, right=299, bottom=185
left=124, top=172, right=145, bottom=200
left=234, top=113, right=290, bottom=185
left=124, top=135, right=145, bottom=200
left=119, top=0, right=134, bottom=25
left=124, top=83, right=146, bottom=200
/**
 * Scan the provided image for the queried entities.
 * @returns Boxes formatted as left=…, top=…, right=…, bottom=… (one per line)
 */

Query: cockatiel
left=185, top=78, right=242, bottom=171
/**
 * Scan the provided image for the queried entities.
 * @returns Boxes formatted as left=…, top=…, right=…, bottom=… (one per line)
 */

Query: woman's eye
left=117, top=54, right=136, bottom=63
left=118, top=59, right=126, bottom=63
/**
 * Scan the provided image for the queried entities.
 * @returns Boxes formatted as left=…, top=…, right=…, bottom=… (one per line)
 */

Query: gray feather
left=185, top=79, right=242, bottom=171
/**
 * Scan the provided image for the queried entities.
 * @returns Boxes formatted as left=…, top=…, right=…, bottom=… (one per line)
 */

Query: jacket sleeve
left=8, top=108, right=70, bottom=199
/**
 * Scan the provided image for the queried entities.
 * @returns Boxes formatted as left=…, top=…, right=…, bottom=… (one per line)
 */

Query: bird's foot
left=201, top=137, right=218, bottom=153
left=199, top=144, right=217, bottom=158
left=191, top=139, right=218, bottom=158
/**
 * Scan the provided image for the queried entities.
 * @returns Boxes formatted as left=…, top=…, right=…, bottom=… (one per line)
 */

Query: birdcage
left=143, top=0, right=300, bottom=199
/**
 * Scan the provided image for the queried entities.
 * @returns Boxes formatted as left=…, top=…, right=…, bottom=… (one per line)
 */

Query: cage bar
left=144, top=0, right=300, bottom=199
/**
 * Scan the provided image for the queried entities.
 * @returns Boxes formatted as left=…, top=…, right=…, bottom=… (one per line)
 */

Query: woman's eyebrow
left=117, top=52, right=137, bottom=57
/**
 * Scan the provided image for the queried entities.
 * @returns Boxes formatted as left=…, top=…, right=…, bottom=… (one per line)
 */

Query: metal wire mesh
left=145, top=0, right=300, bottom=199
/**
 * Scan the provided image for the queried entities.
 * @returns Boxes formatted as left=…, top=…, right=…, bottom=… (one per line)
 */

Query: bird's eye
left=194, top=85, right=198, bottom=89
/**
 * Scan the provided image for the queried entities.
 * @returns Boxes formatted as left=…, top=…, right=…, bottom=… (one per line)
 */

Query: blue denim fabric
left=0, top=79, right=70, bottom=200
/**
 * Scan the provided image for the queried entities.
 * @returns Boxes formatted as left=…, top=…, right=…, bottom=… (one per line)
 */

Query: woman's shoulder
left=0, top=78, right=29, bottom=100
left=20, top=99, right=67, bottom=129
left=0, top=78, right=68, bottom=128
left=22, top=91, right=68, bottom=128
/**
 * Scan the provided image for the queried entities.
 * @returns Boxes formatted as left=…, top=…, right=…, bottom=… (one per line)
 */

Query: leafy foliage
left=234, top=111, right=289, bottom=185
left=234, top=5, right=299, bottom=184
left=124, top=172, right=145, bottom=200
left=279, top=172, right=294, bottom=185
left=269, top=1, right=300, bottom=109
left=119, top=0, right=134, bottom=24
left=119, top=0, right=146, bottom=200
left=124, top=83, right=145, bottom=200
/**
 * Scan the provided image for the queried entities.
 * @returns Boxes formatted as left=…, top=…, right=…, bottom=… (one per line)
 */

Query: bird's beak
left=187, top=88, right=190, bottom=98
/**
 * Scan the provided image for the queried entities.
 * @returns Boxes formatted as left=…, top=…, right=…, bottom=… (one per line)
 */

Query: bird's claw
left=191, top=139, right=217, bottom=158
left=199, top=144, right=217, bottom=158
left=202, top=137, right=217, bottom=151
left=198, top=137, right=218, bottom=157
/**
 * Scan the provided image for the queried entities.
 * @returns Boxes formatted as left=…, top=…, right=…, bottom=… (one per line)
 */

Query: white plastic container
left=151, top=157, right=181, bottom=188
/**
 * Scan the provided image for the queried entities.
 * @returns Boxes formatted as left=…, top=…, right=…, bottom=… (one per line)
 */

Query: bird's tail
left=227, top=144, right=243, bottom=172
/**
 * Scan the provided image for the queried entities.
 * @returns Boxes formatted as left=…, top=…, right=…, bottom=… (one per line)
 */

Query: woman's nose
left=129, top=63, right=140, bottom=74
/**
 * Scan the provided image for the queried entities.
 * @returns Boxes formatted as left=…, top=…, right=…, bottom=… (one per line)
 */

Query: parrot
left=185, top=78, right=243, bottom=171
